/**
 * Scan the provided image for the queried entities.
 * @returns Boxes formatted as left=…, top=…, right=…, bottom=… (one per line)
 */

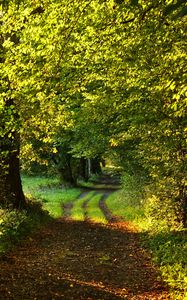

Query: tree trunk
left=7, top=137, right=26, bottom=209
left=58, top=154, right=78, bottom=187
left=90, top=157, right=102, bottom=174
left=0, top=134, right=26, bottom=209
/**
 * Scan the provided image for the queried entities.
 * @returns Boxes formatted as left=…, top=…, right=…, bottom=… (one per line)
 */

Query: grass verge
left=106, top=190, right=144, bottom=222
left=22, top=175, right=81, bottom=218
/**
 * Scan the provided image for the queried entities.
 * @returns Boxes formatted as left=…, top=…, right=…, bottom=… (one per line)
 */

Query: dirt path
left=0, top=221, right=170, bottom=299
left=0, top=176, right=171, bottom=299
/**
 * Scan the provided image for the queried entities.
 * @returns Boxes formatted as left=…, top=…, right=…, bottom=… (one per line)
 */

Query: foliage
left=0, top=209, right=27, bottom=245
left=120, top=173, right=147, bottom=206
left=1, top=0, right=186, bottom=221
left=0, top=201, right=50, bottom=255
left=107, top=171, right=187, bottom=298
left=1, top=0, right=186, bottom=291
left=144, top=231, right=187, bottom=299
left=106, top=173, right=146, bottom=221
left=144, top=194, right=184, bottom=233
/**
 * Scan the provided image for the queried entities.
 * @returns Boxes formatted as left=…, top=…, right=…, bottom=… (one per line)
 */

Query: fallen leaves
left=0, top=219, right=170, bottom=299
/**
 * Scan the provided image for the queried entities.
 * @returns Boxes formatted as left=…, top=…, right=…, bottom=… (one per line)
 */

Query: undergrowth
left=144, top=231, right=187, bottom=299
left=0, top=175, right=81, bottom=255
left=106, top=172, right=187, bottom=299
left=0, top=201, right=51, bottom=255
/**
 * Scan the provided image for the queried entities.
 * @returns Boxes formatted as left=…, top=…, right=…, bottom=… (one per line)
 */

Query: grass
left=22, top=175, right=107, bottom=222
left=41, top=189, right=81, bottom=218
left=22, top=175, right=60, bottom=193
left=70, top=191, right=107, bottom=223
left=106, top=190, right=144, bottom=222
left=87, top=193, right=107, bottom=224
left=22, top=175, right=81, bottom=218
left=71, top=191, right=95, bottom=221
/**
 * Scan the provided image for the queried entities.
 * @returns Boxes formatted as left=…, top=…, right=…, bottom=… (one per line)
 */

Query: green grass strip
left=87, top=193, right=107, bottom=224
left=71, top=191, right=95, bottom=221
left=106, top=190, right=144, bottom=222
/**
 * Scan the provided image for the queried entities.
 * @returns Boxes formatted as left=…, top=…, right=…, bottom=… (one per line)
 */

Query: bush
left=144, top=231, right=187, bottom=298
left=106, top=172, right=187, bottom=298
left=144, top=195, right=183, bottom=232
left=0, top=201, right=51, bottom=255
left=0, top=209, right=27, bottom=242
left=120, top=172, right=147, bottom=206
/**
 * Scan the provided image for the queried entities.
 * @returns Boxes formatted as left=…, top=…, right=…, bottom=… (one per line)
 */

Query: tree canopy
left=0, top=0, right=186, bottom=223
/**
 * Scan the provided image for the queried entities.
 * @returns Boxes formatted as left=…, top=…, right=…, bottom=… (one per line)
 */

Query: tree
left=0, top=0, right=186, bottom=226
left=0, top=0, right=116, bottom=203
left=63, top=0, right=187, bottom=224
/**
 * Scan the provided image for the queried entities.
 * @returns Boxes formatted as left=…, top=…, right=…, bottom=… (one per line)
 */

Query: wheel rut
left=62, top=202, right=73, bottom=220
left=81, top=193, right=95, bottom=222
left=99, top=192, right=122, bottom=223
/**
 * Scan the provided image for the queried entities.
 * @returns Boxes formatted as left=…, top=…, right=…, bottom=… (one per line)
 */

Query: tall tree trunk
left=7, top=135, right=26, bottom=209
left=0, top=97, right=26, bottom=209
left=0, top=133, right=26, bottom=209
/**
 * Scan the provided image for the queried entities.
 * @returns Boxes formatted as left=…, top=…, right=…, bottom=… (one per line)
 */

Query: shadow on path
left=0, top=219, right=170, bottom=299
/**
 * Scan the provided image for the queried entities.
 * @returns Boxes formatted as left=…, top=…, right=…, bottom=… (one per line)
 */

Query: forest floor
left=0, top=175, right=171, bottom=299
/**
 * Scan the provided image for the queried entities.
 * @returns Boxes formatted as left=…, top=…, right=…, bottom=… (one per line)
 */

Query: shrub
left=107, top=172, right=187, bottom=298
left=145, top=231, right=187, bottom=298
left=120, top=172, right=147, bottom=207
left=0, top=209, right=27, bottom=242
left=0, top=200, right=50, bottom=254
left=144, top=195, right=183, bottom=232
